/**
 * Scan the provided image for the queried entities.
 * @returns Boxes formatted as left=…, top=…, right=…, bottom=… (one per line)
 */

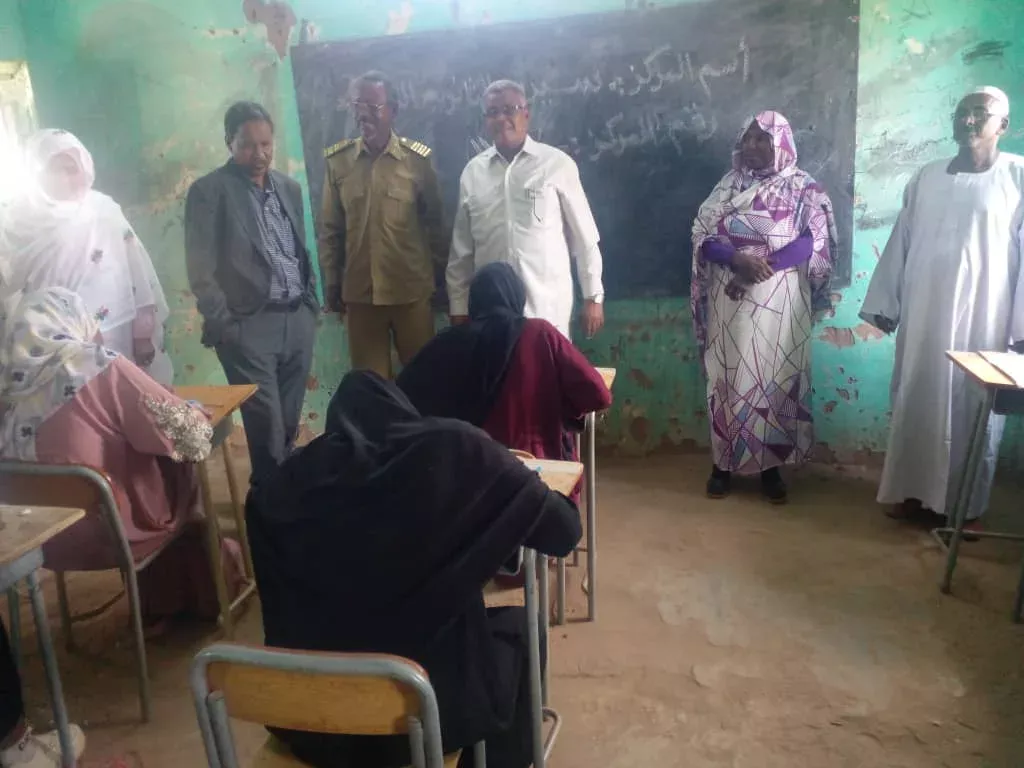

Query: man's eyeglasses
left=953, top=107, right=999, bottom=123
left=484, top=104, right=527, bottom=119
left=350, top=100, right=387, bottom=116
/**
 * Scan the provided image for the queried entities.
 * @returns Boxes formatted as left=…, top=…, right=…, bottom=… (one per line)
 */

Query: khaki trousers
left=346, top=299, right=435, bottom=379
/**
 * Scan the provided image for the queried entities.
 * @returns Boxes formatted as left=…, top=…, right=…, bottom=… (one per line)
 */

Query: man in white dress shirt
left=861, top=86, right=1024, bottom=532
left=446, top=80, right=605, bottom=338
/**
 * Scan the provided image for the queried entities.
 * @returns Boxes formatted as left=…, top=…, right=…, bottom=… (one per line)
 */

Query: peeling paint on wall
left=13, top=0, right=1024, bottom=467
left=243, top=0, right=297, bottom=58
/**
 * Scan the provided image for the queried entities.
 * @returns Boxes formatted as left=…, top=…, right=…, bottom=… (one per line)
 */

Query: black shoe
left=761, top=468, right=788, bottom=504
left=707, top=468, right=731, bottom=499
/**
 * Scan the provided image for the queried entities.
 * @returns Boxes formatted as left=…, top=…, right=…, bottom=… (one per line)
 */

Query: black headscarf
left=397, top=262, right=527, bottom=426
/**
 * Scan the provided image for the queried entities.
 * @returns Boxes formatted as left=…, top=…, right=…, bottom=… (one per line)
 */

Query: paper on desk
left=980, top=351, right=1024, bottom=387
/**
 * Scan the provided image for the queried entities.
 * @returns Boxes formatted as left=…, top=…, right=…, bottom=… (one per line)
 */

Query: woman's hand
left=133, top=337, right=157, bottom=367
left=724, top=278, right=748, bottom=302
left=731, top=247, right=774, bottom=283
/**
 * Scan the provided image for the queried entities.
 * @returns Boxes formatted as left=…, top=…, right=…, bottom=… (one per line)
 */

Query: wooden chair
left=508, top=449, right=536, bottom=460
left=0, top=459, right=167, bottom=722
left=190, top=643, right=485, bottom=768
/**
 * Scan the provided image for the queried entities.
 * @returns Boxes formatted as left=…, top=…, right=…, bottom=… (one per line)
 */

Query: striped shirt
left=249, top=173, right=303, bottom=302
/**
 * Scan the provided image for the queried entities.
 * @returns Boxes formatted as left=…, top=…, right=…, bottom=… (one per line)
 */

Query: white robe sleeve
left=1010, top=215, right=1024, bottom=345
left=860, top=172, right=918, bottom=328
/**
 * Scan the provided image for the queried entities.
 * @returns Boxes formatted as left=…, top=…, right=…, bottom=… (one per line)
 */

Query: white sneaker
left=0, top=725, right=86, bottom=767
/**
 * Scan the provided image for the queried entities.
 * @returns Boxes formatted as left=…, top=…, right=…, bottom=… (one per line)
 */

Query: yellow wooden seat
left=191, top=643, right=476, bottom=768
left=251, top=735, right=462, bottom=767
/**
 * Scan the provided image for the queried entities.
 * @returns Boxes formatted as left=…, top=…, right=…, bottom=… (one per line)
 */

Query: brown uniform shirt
left=318, top=133, right=446, bottom=306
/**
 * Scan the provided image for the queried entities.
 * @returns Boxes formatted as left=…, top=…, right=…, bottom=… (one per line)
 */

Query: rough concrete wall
left=13, top=0, right=1024, bottom=460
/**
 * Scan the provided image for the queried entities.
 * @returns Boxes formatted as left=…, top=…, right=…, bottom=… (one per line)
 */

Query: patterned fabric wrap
left=688, top=112, right=839, bottom=474
left=690, top=111, right=838, bottom=349
left=0, top=287, right=116, bottom=459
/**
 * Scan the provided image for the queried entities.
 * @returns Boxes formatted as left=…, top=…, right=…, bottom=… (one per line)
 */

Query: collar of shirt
left=486, top=135, right=538, bottom=165
left=357, top=132, right=406, bottom=161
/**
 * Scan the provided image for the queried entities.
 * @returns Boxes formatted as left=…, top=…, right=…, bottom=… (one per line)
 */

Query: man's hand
left=872, top=315, right=897, bottom=334
left=731, top=247, right=774, bottom=283
left=324, top=285, right=345, bottom=316
left=133, top=337, right=157, bottom=367
left=450, top=314, right=470, bottom=326
left=582, top=300, right=604, bottom=338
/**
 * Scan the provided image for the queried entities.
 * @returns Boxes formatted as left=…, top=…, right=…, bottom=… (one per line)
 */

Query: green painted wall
left=11, top=0, right=1024, bottom=460
left=0, top=0, right=23, bottom=59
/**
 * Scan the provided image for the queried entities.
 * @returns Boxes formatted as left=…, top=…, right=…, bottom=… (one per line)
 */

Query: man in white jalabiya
left=0, top=129, right=173, bottom=387
left=861, top=86, right=1024, bottom=532
left=447, top=79, right=605, bottom=339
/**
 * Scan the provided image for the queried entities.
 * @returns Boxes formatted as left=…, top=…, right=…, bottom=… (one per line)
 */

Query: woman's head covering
left=690, top=110, right=838, bottom=349
left=0, top=129, right=170, bottom=351
left=24, top=129, right=97, bottom=204
left=0, top=287, right=116, bottom=460
left=468, top=262, right=527, bottom=319
left=397, top=264, right=528, bottom=426
left=733, top=111, right=798, bottom=177
left=247, top=369, right=554, bottom=652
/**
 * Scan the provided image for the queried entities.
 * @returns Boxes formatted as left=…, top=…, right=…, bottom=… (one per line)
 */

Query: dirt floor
left=6, top=453, right=1024, bottom=768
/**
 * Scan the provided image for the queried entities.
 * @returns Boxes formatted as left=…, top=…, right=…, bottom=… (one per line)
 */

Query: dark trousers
left=1, top=619, right=24, bottom=741
left=458, top=607, right=541, bottom=768
left=215, top=304, right=316, bottom=482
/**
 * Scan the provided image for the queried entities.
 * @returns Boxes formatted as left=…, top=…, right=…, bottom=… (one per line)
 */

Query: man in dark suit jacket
left=185, top=101, right=319, bottom=482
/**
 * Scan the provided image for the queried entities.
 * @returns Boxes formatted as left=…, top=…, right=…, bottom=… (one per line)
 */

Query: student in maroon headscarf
left=397, top=262, right=611, bottom=468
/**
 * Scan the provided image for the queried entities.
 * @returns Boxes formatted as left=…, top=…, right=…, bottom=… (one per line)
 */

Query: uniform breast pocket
left=339, top=178, right=365, bottom=216
left=383, top=179, right=417, bottom=230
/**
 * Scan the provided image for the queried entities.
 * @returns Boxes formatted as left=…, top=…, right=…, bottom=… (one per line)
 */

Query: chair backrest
left=0, top=460, right=114, bottom=518
left=190, top=643, right=447, bottom=768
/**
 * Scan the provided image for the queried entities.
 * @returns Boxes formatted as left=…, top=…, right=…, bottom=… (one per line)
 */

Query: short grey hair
left=351, top=70, right=399, bottom=108
left=483, top=79, right=527, bottom=104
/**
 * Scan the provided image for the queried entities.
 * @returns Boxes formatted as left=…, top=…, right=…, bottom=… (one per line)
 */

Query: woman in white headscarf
left=0, top=129, right=173, bottom=386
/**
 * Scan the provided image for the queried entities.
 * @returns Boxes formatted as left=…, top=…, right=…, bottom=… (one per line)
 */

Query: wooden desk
left=940, top=352, right=1024, bottom=622
left=175, top=385, right=259, bottom=637
left=2, top=505, right=84, bottom=768
left=487, top=459, right=585, bottom=610
left=0, top=506, right=84, bottom=565
left=597, top=367, right=617, bottom=390
left=520, top=459, right=585, bottom=497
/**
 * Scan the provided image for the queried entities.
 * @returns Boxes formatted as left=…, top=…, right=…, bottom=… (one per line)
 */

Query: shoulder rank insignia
left=324, top=139, right=355, bottom=159
left=400, top=137, right=432, bottom=158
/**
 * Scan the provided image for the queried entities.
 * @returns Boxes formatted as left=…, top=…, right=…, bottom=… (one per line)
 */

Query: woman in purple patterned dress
left=691, top=111, right=837, bottom=503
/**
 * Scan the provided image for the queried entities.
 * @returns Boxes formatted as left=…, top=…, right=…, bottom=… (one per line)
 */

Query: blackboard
left=291, top=0, right=858, bottom=300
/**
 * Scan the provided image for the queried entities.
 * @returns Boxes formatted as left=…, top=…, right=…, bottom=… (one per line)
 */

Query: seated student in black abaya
left=245, top=371, right=582, bottom=768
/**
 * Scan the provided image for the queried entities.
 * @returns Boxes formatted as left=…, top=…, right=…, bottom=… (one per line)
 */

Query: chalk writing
left=586, top=106, right=719, bottom=161
left=334, top=37, right=750, bottom=115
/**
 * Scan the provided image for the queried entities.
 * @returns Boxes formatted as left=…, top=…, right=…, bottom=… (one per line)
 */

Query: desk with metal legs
left=555, top=367, right=615, bottom=625
left=935, top=352, right=1024, bottom=621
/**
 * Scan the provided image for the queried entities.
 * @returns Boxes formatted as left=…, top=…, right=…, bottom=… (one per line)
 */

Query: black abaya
left=246, top=372, right=580, bottom=768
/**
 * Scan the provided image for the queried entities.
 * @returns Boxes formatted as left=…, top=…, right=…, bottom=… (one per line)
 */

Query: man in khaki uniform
left=319, top=70, right=446, bottom=378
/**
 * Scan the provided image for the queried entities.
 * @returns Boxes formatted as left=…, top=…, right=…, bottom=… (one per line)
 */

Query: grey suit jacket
left=185, top=162, right=319, bottom=347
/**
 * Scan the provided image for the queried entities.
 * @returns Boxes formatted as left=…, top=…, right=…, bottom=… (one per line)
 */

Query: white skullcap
left=967, top=85, right=1010, bottom=115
